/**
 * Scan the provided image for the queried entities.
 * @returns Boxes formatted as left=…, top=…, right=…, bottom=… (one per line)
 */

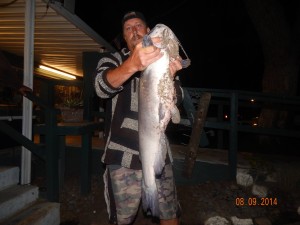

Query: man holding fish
left=94, top=11, right=186, bottom=225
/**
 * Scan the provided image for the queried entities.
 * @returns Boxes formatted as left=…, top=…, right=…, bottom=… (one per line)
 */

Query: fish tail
left=142, top=182, right=160, bottom=217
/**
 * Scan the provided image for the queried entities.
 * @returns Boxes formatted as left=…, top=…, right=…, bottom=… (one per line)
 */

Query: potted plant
left=59, top=90, right=84, bottom=123
left=61, top=97, right=83, bottom=109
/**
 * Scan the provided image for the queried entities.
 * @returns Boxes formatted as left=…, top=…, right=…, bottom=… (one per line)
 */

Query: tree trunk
left=242, top=0, right=300, bottom=141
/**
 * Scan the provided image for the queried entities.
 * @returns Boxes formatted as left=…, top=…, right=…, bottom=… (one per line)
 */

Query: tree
left=242, top=0, right=300, bottom=139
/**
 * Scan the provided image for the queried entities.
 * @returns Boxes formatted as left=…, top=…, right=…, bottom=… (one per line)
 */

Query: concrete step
left=0, top=184, right=39, bottom=220
left=0, top=167, right=19, bottom=190
left=0, top=166, right=60, bottom=225
left=0, top=199, right=60, bottom=225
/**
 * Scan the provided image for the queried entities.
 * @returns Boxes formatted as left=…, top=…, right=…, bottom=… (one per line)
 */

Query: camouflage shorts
left=103, top=164, right=180, bottom=224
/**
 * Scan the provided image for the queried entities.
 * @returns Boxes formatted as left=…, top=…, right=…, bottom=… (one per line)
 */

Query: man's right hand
left=129, top=37, right=163, bottom=72
left=105, top=37, right=163, bottom=88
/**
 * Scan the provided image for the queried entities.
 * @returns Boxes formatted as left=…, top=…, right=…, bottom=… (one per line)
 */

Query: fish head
left=148, top=24, right=179, bottom=59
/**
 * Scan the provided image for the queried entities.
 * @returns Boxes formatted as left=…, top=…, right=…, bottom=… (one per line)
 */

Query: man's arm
left=105, top=42, right=162, bottom=88
left=94, top=38, right=182, bottom=99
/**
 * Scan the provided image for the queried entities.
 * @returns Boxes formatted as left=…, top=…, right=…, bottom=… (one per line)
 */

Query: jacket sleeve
left=94, top=52, right=124, bottom=99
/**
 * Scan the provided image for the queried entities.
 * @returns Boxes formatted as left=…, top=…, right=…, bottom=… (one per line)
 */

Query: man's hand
left=105, top=37, right=163, bottom=88
left=169, top=56, right=183, bottom=78
left=129, top=37, right=163, bottom=72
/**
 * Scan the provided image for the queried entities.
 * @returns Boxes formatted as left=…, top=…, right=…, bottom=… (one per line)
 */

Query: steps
left=0, top=166, right=60, bottom=225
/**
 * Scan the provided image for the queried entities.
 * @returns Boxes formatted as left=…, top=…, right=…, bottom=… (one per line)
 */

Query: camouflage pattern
left=104, top=164, right=180, bottom=224
left=109, top=166, right=142, bottom=224
left=157, top=164, right=180, bottom=220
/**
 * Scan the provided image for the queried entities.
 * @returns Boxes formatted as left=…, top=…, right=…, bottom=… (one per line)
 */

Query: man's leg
left=104, top=165, right=143, bottom=224
left=156, top=164, right=181, bottom=225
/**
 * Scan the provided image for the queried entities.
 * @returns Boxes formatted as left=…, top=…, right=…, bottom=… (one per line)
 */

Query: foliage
left=58, top=86, right=83, bottom=109
left=61, top=96, right=83, bottom=108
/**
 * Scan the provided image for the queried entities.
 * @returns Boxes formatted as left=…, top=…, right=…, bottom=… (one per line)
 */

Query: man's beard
left=131, top=34, right=143, bottom=47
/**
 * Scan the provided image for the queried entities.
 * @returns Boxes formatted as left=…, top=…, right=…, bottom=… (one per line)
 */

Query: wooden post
left=183, top=92, right=211, bottom=178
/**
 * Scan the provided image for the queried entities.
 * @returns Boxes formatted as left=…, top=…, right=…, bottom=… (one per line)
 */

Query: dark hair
left=121, top=11, right=147, bottom=27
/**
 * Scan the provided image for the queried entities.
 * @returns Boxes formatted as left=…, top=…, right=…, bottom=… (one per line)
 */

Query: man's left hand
left=169, top=56, right=182, bottom=78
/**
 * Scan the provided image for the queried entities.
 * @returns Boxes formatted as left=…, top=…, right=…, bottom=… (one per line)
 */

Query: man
left=94, top=11, right=183, bottom=225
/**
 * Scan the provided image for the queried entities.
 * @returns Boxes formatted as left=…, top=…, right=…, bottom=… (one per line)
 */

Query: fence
left=1, top=85, right=300, bottom=200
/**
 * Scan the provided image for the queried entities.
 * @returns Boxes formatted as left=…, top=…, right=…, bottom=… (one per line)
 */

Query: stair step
left=0, top=165, right=60, bottom=224
left=0, top=199, right=60, bottom=225
left=0, top=184, right=39, bottom=220
left=0, top=167, right=19, bottom=190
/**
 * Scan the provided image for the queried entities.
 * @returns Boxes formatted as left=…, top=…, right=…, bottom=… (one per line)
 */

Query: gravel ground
left=53, top=172, right=300, bottom=225
left=4, top=135, right=300, bottom=224
left=29, top=137, right=300, bottom=225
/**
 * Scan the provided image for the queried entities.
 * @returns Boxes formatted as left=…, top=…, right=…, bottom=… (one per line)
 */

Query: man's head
left=122, top=11, right=147, bottom=27
left=122, top=11, right=150, bottom=51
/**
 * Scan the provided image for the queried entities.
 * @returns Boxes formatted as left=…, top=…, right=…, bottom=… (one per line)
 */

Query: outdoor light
left=38, top=65, right=76, bottom=80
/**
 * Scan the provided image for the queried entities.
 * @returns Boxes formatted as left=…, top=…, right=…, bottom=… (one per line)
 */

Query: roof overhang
left=0, top=0, right=115, bottom=79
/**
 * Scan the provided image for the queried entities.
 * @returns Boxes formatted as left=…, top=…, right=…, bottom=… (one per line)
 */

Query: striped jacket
left=94, top=48, right=184, bottom=170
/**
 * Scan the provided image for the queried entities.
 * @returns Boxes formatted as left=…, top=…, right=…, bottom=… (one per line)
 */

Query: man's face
left=123, top=18, right=150, bottom=51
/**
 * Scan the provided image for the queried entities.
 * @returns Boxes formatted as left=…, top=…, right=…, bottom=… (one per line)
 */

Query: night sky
left=75, top=0, right=266, bottom=91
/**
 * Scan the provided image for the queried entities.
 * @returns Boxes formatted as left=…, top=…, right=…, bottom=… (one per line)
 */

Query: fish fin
left=142, top=181, right=160, bottom=217
left=171, top=106, right=181, bottom=124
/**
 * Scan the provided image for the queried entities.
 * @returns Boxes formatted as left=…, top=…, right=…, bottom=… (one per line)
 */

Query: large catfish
left=138, top=23, right=190, bottom=216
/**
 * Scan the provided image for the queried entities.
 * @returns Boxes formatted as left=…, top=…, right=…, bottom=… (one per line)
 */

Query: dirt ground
left=3, top=134, right=300, bottom=224
left=29, top=135, right=300, bottom=225
left=51, top=171, right=300, bottom=225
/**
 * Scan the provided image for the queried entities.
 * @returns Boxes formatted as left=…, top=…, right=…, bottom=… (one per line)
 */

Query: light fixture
left=38, top=65, right=76, bottom=80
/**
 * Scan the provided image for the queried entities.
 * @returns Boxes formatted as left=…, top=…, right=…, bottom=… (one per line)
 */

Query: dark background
left=73, top=0, right=300, bottom=157
left=74, top=0, right=267, bottom=91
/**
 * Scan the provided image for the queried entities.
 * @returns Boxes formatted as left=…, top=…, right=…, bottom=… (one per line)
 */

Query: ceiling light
left=38, top=65, right=76, bottom=80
